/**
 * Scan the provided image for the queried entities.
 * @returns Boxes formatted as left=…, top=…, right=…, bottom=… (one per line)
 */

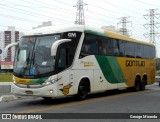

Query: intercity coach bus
left=4, top=25, right=156, bottom=100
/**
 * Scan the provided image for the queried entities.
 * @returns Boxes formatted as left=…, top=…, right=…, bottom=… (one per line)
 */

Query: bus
left=5, top=25, right=156, bottom=100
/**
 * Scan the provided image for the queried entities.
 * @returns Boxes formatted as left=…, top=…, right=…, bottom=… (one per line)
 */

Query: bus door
left=56, top=46, right=74, bottom=96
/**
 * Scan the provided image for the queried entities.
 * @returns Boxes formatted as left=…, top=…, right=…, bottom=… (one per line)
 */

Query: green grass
left=0, top=73, right=13, bottom=82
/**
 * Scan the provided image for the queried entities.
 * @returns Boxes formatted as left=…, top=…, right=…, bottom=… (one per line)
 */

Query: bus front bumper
left=11, top=83, right=57, bottom=98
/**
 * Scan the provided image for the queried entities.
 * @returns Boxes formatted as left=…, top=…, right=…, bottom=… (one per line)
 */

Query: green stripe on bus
left=95, top=56, right=127, bottom=84
left=30, top=77, right=48, bottom=84
left=84, top=30, right=108, bottom=37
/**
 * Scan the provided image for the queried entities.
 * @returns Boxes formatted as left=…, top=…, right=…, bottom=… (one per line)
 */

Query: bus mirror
left=4, top=42, right=19, bottom=58
left=51, top=39, right=71, bottom=56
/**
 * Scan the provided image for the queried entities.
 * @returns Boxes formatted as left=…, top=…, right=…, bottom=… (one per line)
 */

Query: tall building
left=0, top=26, right=23, bottom=62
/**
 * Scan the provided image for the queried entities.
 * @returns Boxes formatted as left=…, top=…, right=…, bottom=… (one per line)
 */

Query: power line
left=0, top=1, right=115, bottom=26
left=0, top=0, right=75, bottom=15
left=33, top=0, right=117, bottom=21
left=0, top=13, right=41, bottom=23
left=134, top=0, right=160, bottom=8
left=89, top=3, right=123, bottom=16
left=53, top=0, right=73, bottom=6
left=100, top=0, right=141, bottom=15
left=0, top=3, right=45, bottom=8
left=0, top=4, right=72, bottom=24
left=10, top=0, right=117, bottom=24
left=0, top=0, right=138, bottom=27
left=0, top=24, right=29, bottom=31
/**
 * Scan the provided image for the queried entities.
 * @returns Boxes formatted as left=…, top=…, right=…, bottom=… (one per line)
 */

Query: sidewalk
left=0, top=82, right=17, bottom=102
left=0, top=82, right=38, bottom=102
left=0, top=82, right=12, bottom=96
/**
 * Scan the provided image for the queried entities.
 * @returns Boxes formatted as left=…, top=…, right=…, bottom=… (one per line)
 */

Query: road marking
left=19, top=88, right=160, bottom=113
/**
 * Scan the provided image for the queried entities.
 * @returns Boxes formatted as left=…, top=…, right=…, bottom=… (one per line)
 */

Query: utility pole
left=143, top=9, right=160, bottom=44
left=117, top=17, right=132, bottom=36
left=74, top=0, right=87, bottom=25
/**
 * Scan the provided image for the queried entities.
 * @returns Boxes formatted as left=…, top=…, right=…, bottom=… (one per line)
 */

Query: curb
left=0, top=95, right=17, bottom=102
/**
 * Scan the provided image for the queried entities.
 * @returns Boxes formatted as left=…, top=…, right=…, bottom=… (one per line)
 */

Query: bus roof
left=26, top=25, right=85, bottom=35
left=104, top=30, right=154, bottom=46
left=25, top=25, right=154, bottom=47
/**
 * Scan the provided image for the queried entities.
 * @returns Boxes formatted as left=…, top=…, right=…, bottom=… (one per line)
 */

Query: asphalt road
left=0, top=83, right=160, bottom=122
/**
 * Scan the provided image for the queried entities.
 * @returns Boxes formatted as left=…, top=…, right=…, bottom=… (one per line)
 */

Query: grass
left=0, top=73, right=12, bottom=82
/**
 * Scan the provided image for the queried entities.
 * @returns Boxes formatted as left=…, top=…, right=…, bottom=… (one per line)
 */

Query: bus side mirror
left=51, top=39, right=71, bottom=56
left=4, top=42, right=19, bottom=58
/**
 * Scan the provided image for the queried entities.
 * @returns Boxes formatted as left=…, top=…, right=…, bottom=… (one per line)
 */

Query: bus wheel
left=134, top=77, right=141, bottom=92
left=141, top=79, right=146, bottom=90
left=76, top=81, right=88, bottom=100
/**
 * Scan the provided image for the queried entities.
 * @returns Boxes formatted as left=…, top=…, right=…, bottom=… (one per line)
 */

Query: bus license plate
left=25, top=90, right=33, bottom=94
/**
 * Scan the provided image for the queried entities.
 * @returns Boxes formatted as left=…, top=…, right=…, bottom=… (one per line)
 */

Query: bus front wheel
left=76, top=81, right=88, bottom=100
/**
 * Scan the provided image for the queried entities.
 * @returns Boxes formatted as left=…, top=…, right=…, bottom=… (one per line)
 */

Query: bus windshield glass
left=14, top=34, right=61, bottom=76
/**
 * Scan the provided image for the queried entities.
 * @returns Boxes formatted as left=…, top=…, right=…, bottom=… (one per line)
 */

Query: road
left=0, top=83, right=160, bottom=122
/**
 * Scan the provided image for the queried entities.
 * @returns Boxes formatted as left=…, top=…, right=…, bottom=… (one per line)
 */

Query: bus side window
left=135, top=44, right=142, bottom=58
left=81, top=42, right=91, bottom=54
left=80, top=34, right=99, bottom=58
left=143, top=45, right=150, bottom=59
left=150, top=46, right=155, bottom=58
left=119, top=40, right=125, bottom=57
left=124, top=42, right=135, bottom=58
left=80, top=38, right=91, bottom=58
left=113, top=39, right=120, bottom=56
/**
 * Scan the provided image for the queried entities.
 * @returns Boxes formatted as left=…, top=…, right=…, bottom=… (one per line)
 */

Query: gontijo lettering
left=126, top=60, right=145, bottom=67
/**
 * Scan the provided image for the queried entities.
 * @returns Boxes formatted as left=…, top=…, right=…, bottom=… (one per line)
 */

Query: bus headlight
left=43, top=79, right=57, bottom=86
left=13, top=76, right=17, bottom=84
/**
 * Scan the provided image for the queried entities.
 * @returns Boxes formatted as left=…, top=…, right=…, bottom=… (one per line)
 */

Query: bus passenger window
left=135, top=44, right=142, bottom=58
left=114, top=48, right=119, bottom=56
left=119, top=41, right=125, bottom=57
left=80, top=34, right=99, bottom=58
left=98, top=40, right=105, bottom=55
left=113, top=39, right=120, bottom=56
left=81, top=42, right=91, bottom=54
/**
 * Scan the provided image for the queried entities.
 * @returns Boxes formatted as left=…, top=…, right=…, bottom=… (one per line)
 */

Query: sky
left=0, top=0, right=160, bottom=56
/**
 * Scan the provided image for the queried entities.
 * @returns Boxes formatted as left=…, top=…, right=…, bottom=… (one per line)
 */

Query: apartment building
left=0, top=26, right=23, bottom=62
left=0, top=26, right=23, bottom=71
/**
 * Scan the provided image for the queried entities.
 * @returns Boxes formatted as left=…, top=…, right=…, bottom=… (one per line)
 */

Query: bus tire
left=134, top=77, right=141, bottom=92
left=141, top=79, right=146, bottom=90
left=76, top=81, right=88, bottom=100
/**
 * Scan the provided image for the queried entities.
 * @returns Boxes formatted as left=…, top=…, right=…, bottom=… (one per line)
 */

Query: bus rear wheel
left=134, top=77, right=141, bottom=92
left=76, top=81, right=88, bottom=100
left=141, top=79, right=146, bottom=90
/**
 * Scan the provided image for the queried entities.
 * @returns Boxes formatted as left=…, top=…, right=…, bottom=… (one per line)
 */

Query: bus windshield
left=14, top=34, right=61, bottom=77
